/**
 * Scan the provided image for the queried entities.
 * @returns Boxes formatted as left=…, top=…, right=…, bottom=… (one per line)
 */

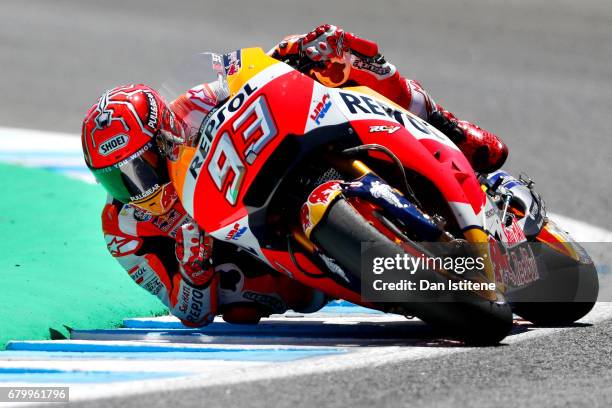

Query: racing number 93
left=200, top=94, right=278, bottom=205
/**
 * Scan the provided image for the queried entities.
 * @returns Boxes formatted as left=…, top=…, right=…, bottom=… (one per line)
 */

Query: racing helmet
left=81, top=84, right=184, bottom=215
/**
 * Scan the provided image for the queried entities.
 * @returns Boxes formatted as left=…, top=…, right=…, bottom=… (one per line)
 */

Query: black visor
left=91, top=142, right=169, bottom=204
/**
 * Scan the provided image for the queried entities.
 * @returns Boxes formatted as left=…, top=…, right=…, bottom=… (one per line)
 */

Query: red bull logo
left=502, top=218, right=527, bottom=246
left=302, top=181, right=343, bottom=238
left=308, top=181, right=342, bottom=204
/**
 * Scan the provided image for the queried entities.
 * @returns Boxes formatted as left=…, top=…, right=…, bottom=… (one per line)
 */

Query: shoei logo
left=99, top=134, right=129, bottom=156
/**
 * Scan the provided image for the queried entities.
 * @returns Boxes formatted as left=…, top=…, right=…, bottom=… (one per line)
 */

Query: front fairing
left=326, top=86, right=487, bottom=232
left=164, top=48, right=487, bottom=237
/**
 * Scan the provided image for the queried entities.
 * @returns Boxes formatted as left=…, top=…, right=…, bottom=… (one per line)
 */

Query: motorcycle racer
left=81, top=24, right=508, bottom=327
left=83, top=84, right=326, bottom=327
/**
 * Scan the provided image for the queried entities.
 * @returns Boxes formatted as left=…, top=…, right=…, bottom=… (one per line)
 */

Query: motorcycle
left=163, top=48, right=599, bottom=345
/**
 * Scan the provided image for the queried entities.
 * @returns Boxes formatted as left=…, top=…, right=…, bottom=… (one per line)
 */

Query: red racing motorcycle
left=164, top=48, right=598, bottom=345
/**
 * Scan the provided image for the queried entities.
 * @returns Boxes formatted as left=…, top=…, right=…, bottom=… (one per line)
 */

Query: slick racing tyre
left=510, top=233, right=599, bottom=326
left=311, top=198, right=513, bottom=345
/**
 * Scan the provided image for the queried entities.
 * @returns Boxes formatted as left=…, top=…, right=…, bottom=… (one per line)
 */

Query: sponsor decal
left=489, top=237, right=513, bottom=285
left=119, top=204, right=130, bottom=217
left=189, top=153, right=205, bottom=179
left=243, top=291, right=285, bottom=313
left=187, top=85, right=218, bottom=110
left=129, top=262, right=165, bottom=295
left=144, top=91, right=159, bottom=129
left=369, top=180, right=408, bottom=208
left=183, top=285, right=207, bottom=323
left=308, top=181, right=342, bottom=205
left=310, top=93, right=332, bottom=125
left=133, top=208, right=152, bottom=222
left=489, top=238, right=537, bottom=288
left=223, top=50, right=242, bottom=75
left=98, top=134, right=129, bottom=156
left=225, top=222, right=248, bottom=241
left=130, top=183, right=160, bottom=202
left=369, top=125, right=400, bottom=134
left=199, top=83, right=259, bottom=157
left=300, top=204, right=313, bottom=237
left=352, top=58, right=391, bottom=76
left=153, top=208, right=183, bottom=233
left=507, top=246, right=539, bottom=286
left=168, top=216, right=190, bottom=239
left=339, top=92, right=387, bottom=116
left=112, top=142, right=152, bottom=169
left=302, top=181, right=343, bottom=238
left=338, top=92, right=448, bottom=144
left=502, top=217, right=527, bottom=246
left=105, top=234, right=141, bottom=256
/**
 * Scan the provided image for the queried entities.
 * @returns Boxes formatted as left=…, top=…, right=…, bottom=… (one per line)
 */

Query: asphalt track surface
left=1, top=0, right=611, bottom=406
left=65, top=317, right=612, bottom=408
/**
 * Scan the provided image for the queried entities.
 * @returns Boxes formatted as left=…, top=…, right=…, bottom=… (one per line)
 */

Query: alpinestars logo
left=104, top=234, right=142, bottom=256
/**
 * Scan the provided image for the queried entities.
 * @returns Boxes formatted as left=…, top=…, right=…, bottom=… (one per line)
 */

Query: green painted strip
left=0, top=163, right=168, bottom=349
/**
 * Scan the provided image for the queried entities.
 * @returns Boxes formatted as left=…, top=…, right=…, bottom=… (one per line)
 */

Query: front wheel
left=510, top=221, right=599, bottom=326
left=311, top=198, right=513, bottom=345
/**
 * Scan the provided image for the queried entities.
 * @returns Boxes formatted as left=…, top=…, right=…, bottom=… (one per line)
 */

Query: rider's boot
left=428, top=109, right=508, bottom=174
left=216, top=263, right=328, bottom=324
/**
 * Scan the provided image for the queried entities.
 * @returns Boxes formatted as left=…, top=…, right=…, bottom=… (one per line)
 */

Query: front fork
left=298, top=160, right=442, bottom=243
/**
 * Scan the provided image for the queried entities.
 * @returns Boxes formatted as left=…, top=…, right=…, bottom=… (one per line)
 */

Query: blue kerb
left=0, top=367, right=189, bottom=384
left=6, top=342, right=339, bottom=354
left=0, top=349, right=342, bottom=362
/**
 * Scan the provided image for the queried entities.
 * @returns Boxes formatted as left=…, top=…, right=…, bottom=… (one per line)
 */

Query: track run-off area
left=0, top=126, right=610, bottom=406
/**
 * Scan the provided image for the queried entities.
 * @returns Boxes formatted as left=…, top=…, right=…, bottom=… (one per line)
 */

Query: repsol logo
left=99, top=134, right=129, bottom=156
left=339, top=92, right=431, bottom=135
left=178, top=285, right=205, bottom=323
left=199, top=83, right=258, bottom=156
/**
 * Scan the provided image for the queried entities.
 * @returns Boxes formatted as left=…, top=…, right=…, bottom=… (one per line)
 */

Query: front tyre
left=511, top=223, right=599, bottom=326
left=311, top=198, right=513, bottom=345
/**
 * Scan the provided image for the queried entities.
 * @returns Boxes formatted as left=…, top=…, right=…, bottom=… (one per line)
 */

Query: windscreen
left=159, top=52, right=230, bottom=139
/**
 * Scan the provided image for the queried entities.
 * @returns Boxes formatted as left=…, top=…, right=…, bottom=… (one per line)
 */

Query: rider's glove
left=175, top=222, right=215, bottom=287
left=300, top=24, right=379, bottom=62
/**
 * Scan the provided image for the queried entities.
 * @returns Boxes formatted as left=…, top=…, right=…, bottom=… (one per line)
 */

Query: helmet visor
left=91, top=142, right=169, bottom=204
